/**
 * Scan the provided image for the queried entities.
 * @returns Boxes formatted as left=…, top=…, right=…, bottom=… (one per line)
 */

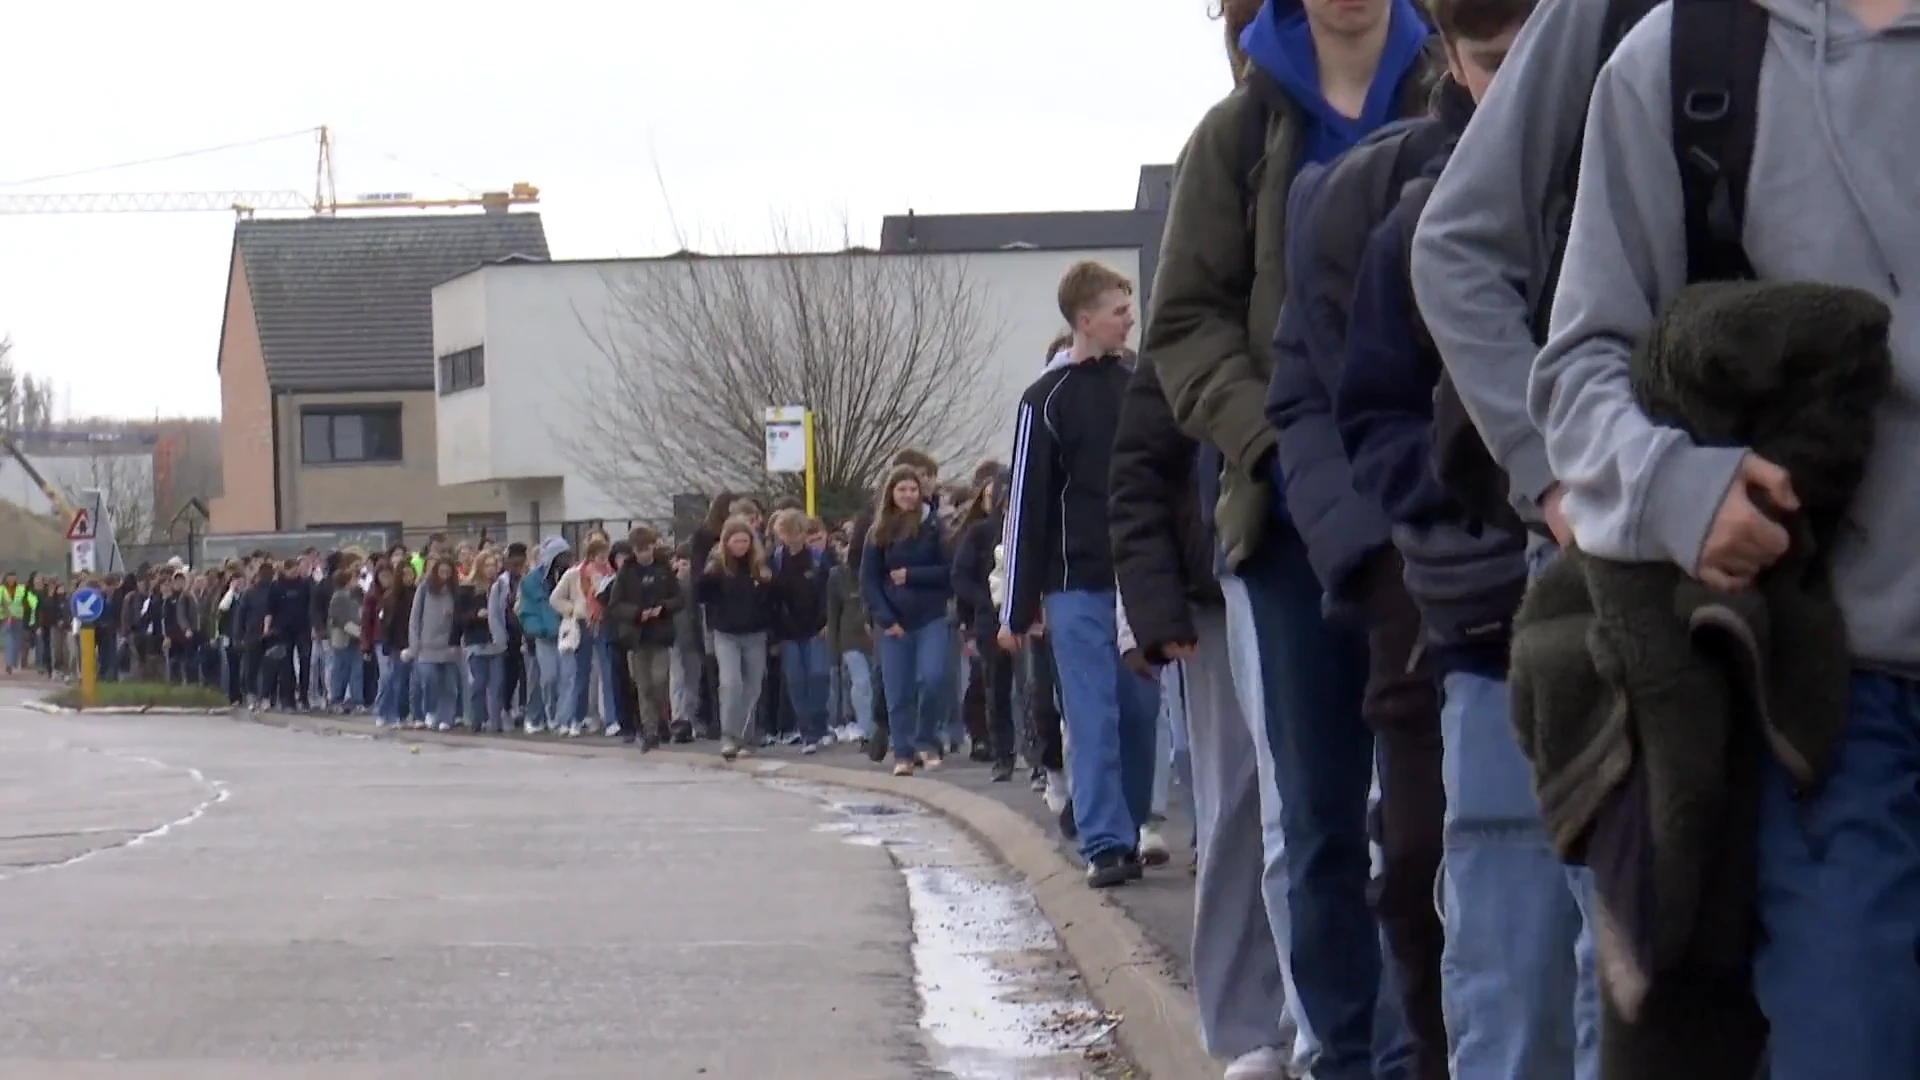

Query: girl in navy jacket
left=861, top=465, right=953, bottom=775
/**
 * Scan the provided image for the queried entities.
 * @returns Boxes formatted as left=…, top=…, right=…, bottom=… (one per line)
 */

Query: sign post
left=70, top=586, right=105, bottom=708
left=763, top=405, right=817, bottom=517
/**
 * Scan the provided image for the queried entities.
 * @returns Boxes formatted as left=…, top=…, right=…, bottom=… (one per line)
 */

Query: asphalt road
left=0, top=697, right=933, bottom=1080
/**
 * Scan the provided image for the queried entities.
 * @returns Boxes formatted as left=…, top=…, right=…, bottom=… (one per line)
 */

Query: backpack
left=1431, top=0, right=1768, bottom=529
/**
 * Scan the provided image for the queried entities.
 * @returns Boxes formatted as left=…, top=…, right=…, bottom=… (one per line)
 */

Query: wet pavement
left=0, top=695, right=1132, bottom=1078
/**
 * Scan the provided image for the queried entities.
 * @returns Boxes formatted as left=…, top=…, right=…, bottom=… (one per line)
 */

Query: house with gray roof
left=211, top=211, right=549, bottom=535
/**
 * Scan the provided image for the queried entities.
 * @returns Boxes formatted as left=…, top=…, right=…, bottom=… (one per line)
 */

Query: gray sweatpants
left=1187, top=601, right=1303, bottom=1063
left=713, top=631, right=768, bottom=742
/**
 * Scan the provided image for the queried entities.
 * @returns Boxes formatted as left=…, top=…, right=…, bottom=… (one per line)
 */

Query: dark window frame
left=299, top=404, right=404, bottom=466
left=436, top=345, right=486, bottom=396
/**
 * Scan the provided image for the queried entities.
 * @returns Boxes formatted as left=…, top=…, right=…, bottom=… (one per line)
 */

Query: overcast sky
left=0, top=1, right=1234, bottom=420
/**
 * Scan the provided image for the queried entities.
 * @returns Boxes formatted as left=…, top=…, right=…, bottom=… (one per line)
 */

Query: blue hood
left=1239, top=0, right=1431, bottom=165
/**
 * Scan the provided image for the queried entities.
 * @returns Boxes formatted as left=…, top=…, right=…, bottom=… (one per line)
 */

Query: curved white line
left=0, top=748, right=231, bottom=881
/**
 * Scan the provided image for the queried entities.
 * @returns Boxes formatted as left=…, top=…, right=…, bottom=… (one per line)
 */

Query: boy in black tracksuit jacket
left=1000, top=262, right=1159, bottom=887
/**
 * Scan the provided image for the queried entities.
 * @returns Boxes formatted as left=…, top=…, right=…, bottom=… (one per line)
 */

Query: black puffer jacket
left=607, top=558, right=683, bottom=649
left=1109, top=355, right=1222, bottom=662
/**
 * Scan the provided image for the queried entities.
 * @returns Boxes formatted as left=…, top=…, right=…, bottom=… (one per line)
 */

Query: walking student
left=1000, top=260, right=1158, bottom=889
left=408, top=556, right=462, bottom=732
left=769, top=510, right=835, bottom=754
left=827, top=520, right=877, bottom=750
left=697, top=516, right=774, bottom=761
left=607, top=527, right=683, bottom=749
left=458, top=551, right=507, bottom=733
left=952, top=469, right=1019, bottom=781
left=518, top=537, right=571, bottom=735
left=861, top=464, right=954, bottom=777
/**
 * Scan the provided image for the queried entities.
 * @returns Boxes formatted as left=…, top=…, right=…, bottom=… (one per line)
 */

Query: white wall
left=432, top=247, right=1140, bottom=522
left=0, top=450, right=154, bottom=528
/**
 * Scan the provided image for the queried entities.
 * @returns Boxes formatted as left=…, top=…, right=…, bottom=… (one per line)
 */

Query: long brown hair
left=1214, top=0, right=1262, bottom=81
left=872, top=465, right=928, bottom=547
left=706, top=515, right=770, bottom=581
left=703, top=490, right=738, bottom=535
left=424, top=555, right=459, bottom=595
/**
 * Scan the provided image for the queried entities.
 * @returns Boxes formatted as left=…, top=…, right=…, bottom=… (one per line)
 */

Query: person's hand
left=961, top=638, right=976, bottom=658
left=1541, top=483, right=1575, bottom=547
left=884, top=624, right=907, bottom=639
left=400, top=648, right=414, bottom=662
left=1122, top=649, right=1155, bottom=680
left=1697, top=454, right=1798, bottom=591
left=996, top=629, right=1020, bottom=653
left=889, top=568, right=908, bottom=586
left=1163, top=641, right=1198, bottom=661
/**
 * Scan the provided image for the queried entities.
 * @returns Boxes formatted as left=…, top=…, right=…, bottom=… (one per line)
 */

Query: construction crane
left=0, top=435, right=79, bottom=522
left=0, top=126, right=539, bottom=218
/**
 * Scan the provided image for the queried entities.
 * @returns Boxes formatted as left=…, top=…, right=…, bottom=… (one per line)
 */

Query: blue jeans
left=842, top=650, right=876, bottom=738
left=1440, top=669, right=1600, bottom=1080
left=3, top=621, right=23, bottom=670
left=528, top=638, right=561, bottom=729
left=1238, top=524, right=1407, bottom=1080
left=466, top=651, right=504, bottom=731
left=1754, top=672, right=1920, bottom=1076
left=781, top=636, right=832, bottom=743
left=875, top=617, right=950, bottom=760
left=375, top=647, right=412, bottom=724
left=415, top=659, right=460, bottom=726
left=596, top=630, right=622, bottom=729
left=328, top=645, right=363, bottom=708
left=1042, top=589, right=1159, bottom=864
left=558, top=633, right=595, bottom=730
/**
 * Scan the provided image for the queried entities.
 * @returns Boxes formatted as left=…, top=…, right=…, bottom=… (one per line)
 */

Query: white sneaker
left=435, top=721, right=451, bottom=732
left=1223, top=1046, right=1288, bottom=1080
left=1043, top=770, right=1069, bottom=814
left=604, top=723, right=621, bottom=738
left=802, top=741, right=819, bottom=756
left=1138, top=822, right=1171, bottom=867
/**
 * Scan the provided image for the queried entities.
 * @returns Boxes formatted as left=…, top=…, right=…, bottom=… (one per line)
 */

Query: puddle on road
left=771, top=780, right=1125, bottom=1079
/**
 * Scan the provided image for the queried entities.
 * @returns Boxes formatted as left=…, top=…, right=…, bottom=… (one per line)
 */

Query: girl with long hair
left=695, top=515, right=773, bottom=760
left=458, top=551, right=508, bottom=733
left=860, top=466, right=955, bottom=776
left=549, top=536, right=610, bottom=737
left=375, top=562, right=415, bottom=727
left=407, top=555, right=462, bottom=731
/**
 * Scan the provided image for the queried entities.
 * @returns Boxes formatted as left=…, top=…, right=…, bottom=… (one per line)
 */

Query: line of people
left=1024, top=0, right=1915, bottom=1076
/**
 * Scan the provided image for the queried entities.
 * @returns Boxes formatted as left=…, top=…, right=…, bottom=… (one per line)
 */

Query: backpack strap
left=1670, top=0, right=1768, bottom=282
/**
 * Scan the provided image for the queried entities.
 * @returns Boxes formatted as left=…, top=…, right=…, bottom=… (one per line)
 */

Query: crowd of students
left=1018, top=0, right=1912, bottom=1075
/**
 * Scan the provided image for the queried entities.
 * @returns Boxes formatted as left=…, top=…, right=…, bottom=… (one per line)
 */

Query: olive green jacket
left=1143, top=56, right=1442, bottom=567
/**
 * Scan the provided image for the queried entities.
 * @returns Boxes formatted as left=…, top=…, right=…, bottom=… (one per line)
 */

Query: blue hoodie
left=517, top=536, right=570, bottom=641
left=1195, top=0, right=1431, bottom=533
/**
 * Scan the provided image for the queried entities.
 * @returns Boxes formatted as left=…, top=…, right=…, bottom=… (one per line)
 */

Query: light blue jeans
left=1220, top=574, right=1316, bottom=1070
left=414, top=660, right=461, bottom=727
left=557, top=634, right=595, bottom=731
left=875, top=617, right=950, bottom=760
left=3, top=622, right=23, bottom=671
left=1042, top=589, right=1159, bottom=864
left=526, top=639, right=558, bottom=730
left=375, top=647, right=412, bottom=725
left=466, top=651, right=504, bottom=731
left=1439, top=670, right=1599, bottom=1080
left=842, top=650, right=875, bottom=738
left=327, top=645, right=362, bottom=708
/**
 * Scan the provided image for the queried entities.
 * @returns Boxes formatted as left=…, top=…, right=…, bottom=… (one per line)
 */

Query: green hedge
left=47, top=681, right=230, bottom=711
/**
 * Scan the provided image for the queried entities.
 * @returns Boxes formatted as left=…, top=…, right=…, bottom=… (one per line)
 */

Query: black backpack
left=1432, top=0, right=1768, bottom=531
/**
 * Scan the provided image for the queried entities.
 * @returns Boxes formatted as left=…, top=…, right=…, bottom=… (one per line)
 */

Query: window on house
left=300, top=406, right=403, bottom=465
left=437, top=345, right=486, bottom=395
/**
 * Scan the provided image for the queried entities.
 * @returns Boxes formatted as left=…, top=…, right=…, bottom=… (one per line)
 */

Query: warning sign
left=65, top=508, right=95, bottom=541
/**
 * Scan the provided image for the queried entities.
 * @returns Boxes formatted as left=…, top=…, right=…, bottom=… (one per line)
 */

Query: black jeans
left=979, top=644, right=1016, bottom=766
left=1023, top=636, right=1063, bottom=772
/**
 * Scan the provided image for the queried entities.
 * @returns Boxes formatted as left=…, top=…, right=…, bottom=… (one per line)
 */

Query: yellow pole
left=803, top=409, right=818, bottom=518
left=78, top=626, right=97, bottom=708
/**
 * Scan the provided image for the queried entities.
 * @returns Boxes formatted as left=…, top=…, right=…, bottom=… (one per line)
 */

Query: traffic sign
left=65, top=508, right=95, bottom=541
left=70, top=586, right=105, bottom=624
left=69, top=539, right=96, bottom=573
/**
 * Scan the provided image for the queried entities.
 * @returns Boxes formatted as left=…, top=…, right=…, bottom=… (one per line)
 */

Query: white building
left=430, top=245, right=1141, bottom=533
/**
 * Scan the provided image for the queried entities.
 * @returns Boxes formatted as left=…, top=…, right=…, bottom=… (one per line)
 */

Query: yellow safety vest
left=0, top=585, right=28, bottom=620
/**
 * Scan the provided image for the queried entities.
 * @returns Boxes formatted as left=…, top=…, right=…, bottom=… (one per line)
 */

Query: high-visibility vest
left=410, top=552, right=425, bottom=577
left=0, top=585, right=27, bottom=620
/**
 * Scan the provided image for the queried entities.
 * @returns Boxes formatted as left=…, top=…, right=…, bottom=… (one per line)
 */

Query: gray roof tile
left=234, top=213, right=549, bottom=392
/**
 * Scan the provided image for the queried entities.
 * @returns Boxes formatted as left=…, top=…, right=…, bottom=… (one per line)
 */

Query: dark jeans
left=979, top=644, right=1016, bottom=765
left=502, top=641, right=526, bottom=712
left=1240, top=523, right=1412, bottom=1080
left=1023, top=636, right=1063, bottom=771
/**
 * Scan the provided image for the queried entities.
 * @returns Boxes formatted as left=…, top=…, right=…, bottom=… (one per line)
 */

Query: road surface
left=0, top=695, right=933, bottom=1080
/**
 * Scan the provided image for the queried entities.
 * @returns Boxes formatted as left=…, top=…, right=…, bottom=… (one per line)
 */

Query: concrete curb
left=23, top=700, right=234, bottom=716
left=242, top=710, right=1212, bottom=1080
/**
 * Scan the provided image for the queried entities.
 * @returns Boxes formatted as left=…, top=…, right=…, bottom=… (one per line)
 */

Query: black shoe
left=669, top=722, right=694, bottom=744
left=969, top=742, right=994, bottom=763
left=640, top=735, right=659, bottom=752
left=866, top=727, right=889, bottom=763
left=1057, top=798, right=1078, bottom=841
left=990, top=760, right=1015, bottom=783
left=1123, top=851, right=1145, bottom=881
left=1086, top=852, right=1131, bottom=889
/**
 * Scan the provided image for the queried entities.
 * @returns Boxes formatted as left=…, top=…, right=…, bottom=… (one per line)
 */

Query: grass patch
left=46, top=681, right=231, bottom=711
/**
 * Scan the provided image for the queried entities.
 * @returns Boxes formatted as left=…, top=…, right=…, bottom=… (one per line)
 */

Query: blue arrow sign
left=70, top=586, right=105, bottom=625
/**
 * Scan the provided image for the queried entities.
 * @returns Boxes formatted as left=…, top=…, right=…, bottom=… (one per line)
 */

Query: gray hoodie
left=1532, top=0, right=1920, bottom=670
left=1409, top=0, right=1618, bottom=524
left=409, top=581, right=461, bottom=665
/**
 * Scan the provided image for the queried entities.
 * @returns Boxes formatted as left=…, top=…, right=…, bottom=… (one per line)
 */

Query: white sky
left=0, top=1, right=1235, bottom=420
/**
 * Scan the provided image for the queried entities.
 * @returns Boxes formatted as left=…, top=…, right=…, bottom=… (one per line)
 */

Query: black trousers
left=1358, top=553, right=1447, bottom=1080
left=501, top=642, right=526, bottom=711
left=979, top=645, right=1016, bottom=766
left=1023, top=636, right=1063, bottom=772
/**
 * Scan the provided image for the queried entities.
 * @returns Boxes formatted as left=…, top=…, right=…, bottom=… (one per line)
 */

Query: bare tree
left=562, top=221, right=1005, bottom=520
left=79, top=450, right=156, bottom=545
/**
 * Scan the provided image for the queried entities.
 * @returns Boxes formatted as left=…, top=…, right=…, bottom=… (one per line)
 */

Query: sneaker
left=1043, top=770, right=1069, bottom=814
left=1030, top=768, right=1047, bottom=793
left=604, top=723, right=622, bottom=738
left=435, top=721, right=451, bottom=732
left=720, top=738, right=739, bottom=761
left=761, top=733, right=778, bottom=748
left=1138, top=822, right=1171, bottom=867
left=801, top=741, right=819, bottom=756
left=780, top=731, right=802, bottom=746
left=892, top=759, right=916, bottom=777
left=524, top=721, right=545, bottom=735
left=1085, top=851, right=1131, bottom=889
left=969, top=742, right=994, bottom=763
left=735, top=744, right=754, bottom=759
left=919, top=751, right=944, bottom=770
left=1223, top=1046, right=1289, bottom=1080
left=990, top=760, right=1015, bottom=783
